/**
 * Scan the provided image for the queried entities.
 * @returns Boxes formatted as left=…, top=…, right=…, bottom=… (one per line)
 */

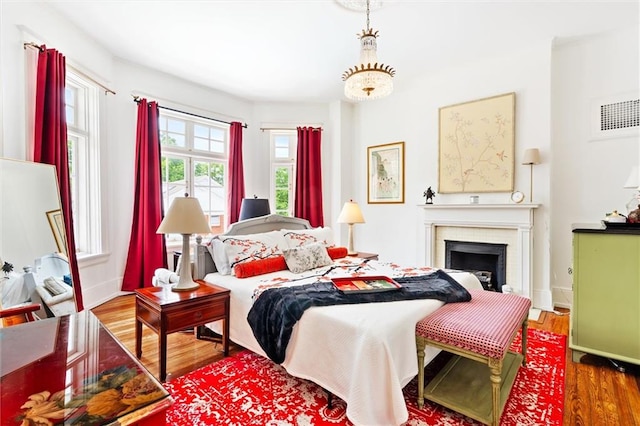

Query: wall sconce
left=521, top=148, right=540, bottom=203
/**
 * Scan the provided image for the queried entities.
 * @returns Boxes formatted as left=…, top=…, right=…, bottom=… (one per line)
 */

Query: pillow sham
left=283, top=227, right=334, bottom=249
left=282, top=242, right=333, bottom=274
left=207, top=237, right=231, bottom=275
left=234, top=256, right=287, bottom=278
left=222, top=230, right=287, bottom=274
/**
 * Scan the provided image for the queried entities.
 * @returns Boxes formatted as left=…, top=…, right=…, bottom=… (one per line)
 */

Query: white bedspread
left=205, top=257, right=481, bottom=426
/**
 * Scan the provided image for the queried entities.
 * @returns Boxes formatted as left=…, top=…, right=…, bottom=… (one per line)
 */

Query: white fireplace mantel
left=418, top=204, right=539, bottom=299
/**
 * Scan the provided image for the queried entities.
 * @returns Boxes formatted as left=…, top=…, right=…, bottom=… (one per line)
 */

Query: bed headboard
left=194, top=214, right=312, bottom=280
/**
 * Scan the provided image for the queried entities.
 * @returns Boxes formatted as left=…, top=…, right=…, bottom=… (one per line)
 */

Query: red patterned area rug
left=164, top=328, right=565, bottom=425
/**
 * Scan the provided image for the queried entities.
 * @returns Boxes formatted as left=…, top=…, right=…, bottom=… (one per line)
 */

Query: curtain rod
left=132, top=95, right=248, bottom=128
left=24, top=42, right=116, bottom=95
left=260, top=127, right=322, bottom=132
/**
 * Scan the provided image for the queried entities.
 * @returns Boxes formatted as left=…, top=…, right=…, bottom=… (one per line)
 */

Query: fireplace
left=445, top=240, right=507, bottom=292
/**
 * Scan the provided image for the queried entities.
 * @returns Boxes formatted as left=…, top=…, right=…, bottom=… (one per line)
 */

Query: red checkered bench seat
left=415, top=289, right=532, bottom=426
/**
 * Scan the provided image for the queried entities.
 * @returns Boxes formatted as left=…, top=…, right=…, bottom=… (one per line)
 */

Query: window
left=159, top=111, right=228, bottom=240
left=269, top=131, right=296, bottom=217
left=65, top=70, right=102, bottom=258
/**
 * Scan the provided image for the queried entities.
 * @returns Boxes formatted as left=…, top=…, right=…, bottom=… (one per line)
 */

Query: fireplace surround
left=419, top=204, right=538, bottom=299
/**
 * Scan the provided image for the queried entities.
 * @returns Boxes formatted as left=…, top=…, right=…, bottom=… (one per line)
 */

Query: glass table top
left=1, top=310, right=171, bottom=425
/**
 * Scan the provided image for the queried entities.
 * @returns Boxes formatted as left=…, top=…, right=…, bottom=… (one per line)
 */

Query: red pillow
left=234, top=256, right=287, bottom=278
left=327, top=246, right=348, bottom=260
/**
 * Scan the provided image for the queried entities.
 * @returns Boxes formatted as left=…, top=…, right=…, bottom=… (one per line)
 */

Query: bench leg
left=488, top=358, right=503, bottom=426
left=416, top=335, right=426, bottom=409
left=521, top=319, right=528, bottom=365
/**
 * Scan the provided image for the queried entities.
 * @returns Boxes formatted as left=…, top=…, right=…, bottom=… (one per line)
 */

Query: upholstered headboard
left=194, top=214, right=312, bottom=280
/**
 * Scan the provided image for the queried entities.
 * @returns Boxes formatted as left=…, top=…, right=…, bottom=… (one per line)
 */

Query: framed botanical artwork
left=367, top=141, right=405, bottom=204
left=438, top=92, right=515, bottom=193
left=46, top=209, right=68, bottom=255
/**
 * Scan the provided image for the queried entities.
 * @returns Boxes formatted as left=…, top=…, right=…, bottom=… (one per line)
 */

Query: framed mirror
left=0, top=158, right=80, bottom=317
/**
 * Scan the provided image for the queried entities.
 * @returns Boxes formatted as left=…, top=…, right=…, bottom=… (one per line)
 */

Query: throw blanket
left=247, top=270, right=471, bottom=363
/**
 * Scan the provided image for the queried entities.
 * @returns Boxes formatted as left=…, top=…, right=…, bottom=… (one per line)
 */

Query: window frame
left=65, top=69, right=103, bottom=260
left=159, top=110, right=229, bottom=243
left=269, top=130, right=296, bottom=217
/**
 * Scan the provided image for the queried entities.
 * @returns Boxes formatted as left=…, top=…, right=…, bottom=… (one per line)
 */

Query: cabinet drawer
left=166, top=301, right=227, bottom=332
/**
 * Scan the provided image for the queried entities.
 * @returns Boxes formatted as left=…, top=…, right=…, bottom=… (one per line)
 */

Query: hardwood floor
left=92, top=296, right=640, bottom=425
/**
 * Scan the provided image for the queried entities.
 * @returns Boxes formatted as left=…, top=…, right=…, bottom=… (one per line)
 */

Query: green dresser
left=571, top=228, right=640, bottom=366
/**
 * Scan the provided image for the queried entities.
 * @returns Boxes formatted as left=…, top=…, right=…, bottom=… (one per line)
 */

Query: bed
left=194, top=214, right=482, bottom=426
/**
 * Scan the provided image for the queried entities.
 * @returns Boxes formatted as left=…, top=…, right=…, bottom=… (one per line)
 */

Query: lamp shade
left=239, top=197, right=271, bottom=221
left=337, top=200, right=365, bottom=224
left=624, top=165, right=639, bottom=189
left=521, top=148, right=540, bottom=165
left=157, top=196, right=210, bottom=235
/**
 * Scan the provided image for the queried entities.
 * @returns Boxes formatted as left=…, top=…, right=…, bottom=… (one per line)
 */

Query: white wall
left=351, top=40, right=554, bottom=309
left=550, top=25, right=640, bottom=308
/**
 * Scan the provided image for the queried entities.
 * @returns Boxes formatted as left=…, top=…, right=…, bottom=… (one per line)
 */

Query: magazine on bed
left=331, top=276, right=401, bottom=294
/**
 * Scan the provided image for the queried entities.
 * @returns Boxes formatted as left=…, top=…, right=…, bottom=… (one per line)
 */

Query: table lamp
left=157, top=195, right=210, bottom=292
left=337, top=200, right=365, bottom=256
left=239, top=195, right=271, bottom=221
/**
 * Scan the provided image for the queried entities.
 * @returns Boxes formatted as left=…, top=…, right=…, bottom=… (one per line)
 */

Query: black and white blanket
left=247, top=269, right=471, bottom=364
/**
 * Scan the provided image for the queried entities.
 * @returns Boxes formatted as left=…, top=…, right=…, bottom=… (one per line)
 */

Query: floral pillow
left=222, top=230, right=287, bottom=275
left=282, top=242, right=333, bottom=274
left=283, top=227, right=334, bottom=249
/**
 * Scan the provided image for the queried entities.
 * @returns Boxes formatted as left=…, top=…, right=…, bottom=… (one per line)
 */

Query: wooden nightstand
left=135, top=282, right=230, bottom=381
left=348, top=252, right=379, bottom=260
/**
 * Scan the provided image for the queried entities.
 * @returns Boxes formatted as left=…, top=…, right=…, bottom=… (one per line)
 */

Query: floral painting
left=367, top=142, right=405, bottom=204
left=438, top=92, right=515, bottom=193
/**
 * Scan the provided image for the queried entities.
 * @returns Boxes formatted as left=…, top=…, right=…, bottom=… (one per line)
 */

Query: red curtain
left=33, top=46, right=84, bottom=311
left=227, top=121, right=245, bottom=224
left=121, top=99, right=167, bottom=291
left=294, top=127, right=324, bottom=227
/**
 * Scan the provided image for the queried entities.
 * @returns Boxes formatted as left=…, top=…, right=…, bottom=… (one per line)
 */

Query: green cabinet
left=571, top=230, right=640, bottom=365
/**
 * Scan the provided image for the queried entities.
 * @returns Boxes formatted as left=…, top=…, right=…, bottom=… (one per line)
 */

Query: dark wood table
left=135, top=281, right=230, bottom=381
left=1, top=311, right=172, bottom=425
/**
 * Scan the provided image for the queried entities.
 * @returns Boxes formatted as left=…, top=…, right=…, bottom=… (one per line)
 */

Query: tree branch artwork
left=438, top=93, right=515, bottom=193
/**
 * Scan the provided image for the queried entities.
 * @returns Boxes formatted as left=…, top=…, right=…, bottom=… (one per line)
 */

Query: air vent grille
left=600, top=99, right=639, bottom=131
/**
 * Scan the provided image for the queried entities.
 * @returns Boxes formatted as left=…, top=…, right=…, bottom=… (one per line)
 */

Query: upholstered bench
left=415, top=289, right=531, bottom=426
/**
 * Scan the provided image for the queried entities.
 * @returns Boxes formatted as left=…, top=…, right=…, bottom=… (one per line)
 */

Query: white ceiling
left=45, top=0, right=639, bottom=103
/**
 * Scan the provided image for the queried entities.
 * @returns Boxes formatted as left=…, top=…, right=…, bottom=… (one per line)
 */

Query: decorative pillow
left=222, top=230, right=287, bottom=275
left=327, top=246, right=348, bottom=260
left=282, top=242, right=333, bottom=274
left=283, top=227, right=334, bottom=249
left=234, top=256, right=287, bottom=278
left=207, top=237, right=232, bottom=275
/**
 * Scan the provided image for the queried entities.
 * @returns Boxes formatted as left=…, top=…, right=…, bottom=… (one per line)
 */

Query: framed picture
left=438, top=92, right=515, bottom=193
left=46, top=209, right=68, bottom=255
left=367, top=141, right=405, bottom=204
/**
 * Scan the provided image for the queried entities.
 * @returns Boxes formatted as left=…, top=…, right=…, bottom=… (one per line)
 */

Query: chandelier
left=342, top=0, right=395, bottom=101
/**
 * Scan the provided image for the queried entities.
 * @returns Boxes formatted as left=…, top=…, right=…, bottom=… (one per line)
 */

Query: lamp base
left=171, top=281, right=200, bottom=292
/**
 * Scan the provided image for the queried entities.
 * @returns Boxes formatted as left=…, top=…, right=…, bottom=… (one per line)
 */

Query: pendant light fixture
left=341, top=0, right=395, bottom=101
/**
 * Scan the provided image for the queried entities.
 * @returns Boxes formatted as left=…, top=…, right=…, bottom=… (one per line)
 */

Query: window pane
left=275, top=167, right=289, bottom=189
left=194, top=124, right=209, bottom=138
left=193, top=160, right=225, bottom=234
left=194, top=137, right=209, bottom=151
left=274, top=136, right=290, bottom=159
left=210, top=141, right=224, bottom=154
left=210, top=128, right=224, bottom=141
left=167, top=119, right=185, bottom=133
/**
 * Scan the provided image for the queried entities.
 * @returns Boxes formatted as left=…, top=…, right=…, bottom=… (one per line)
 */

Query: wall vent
left=591, top=92, right=640, bottom=140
